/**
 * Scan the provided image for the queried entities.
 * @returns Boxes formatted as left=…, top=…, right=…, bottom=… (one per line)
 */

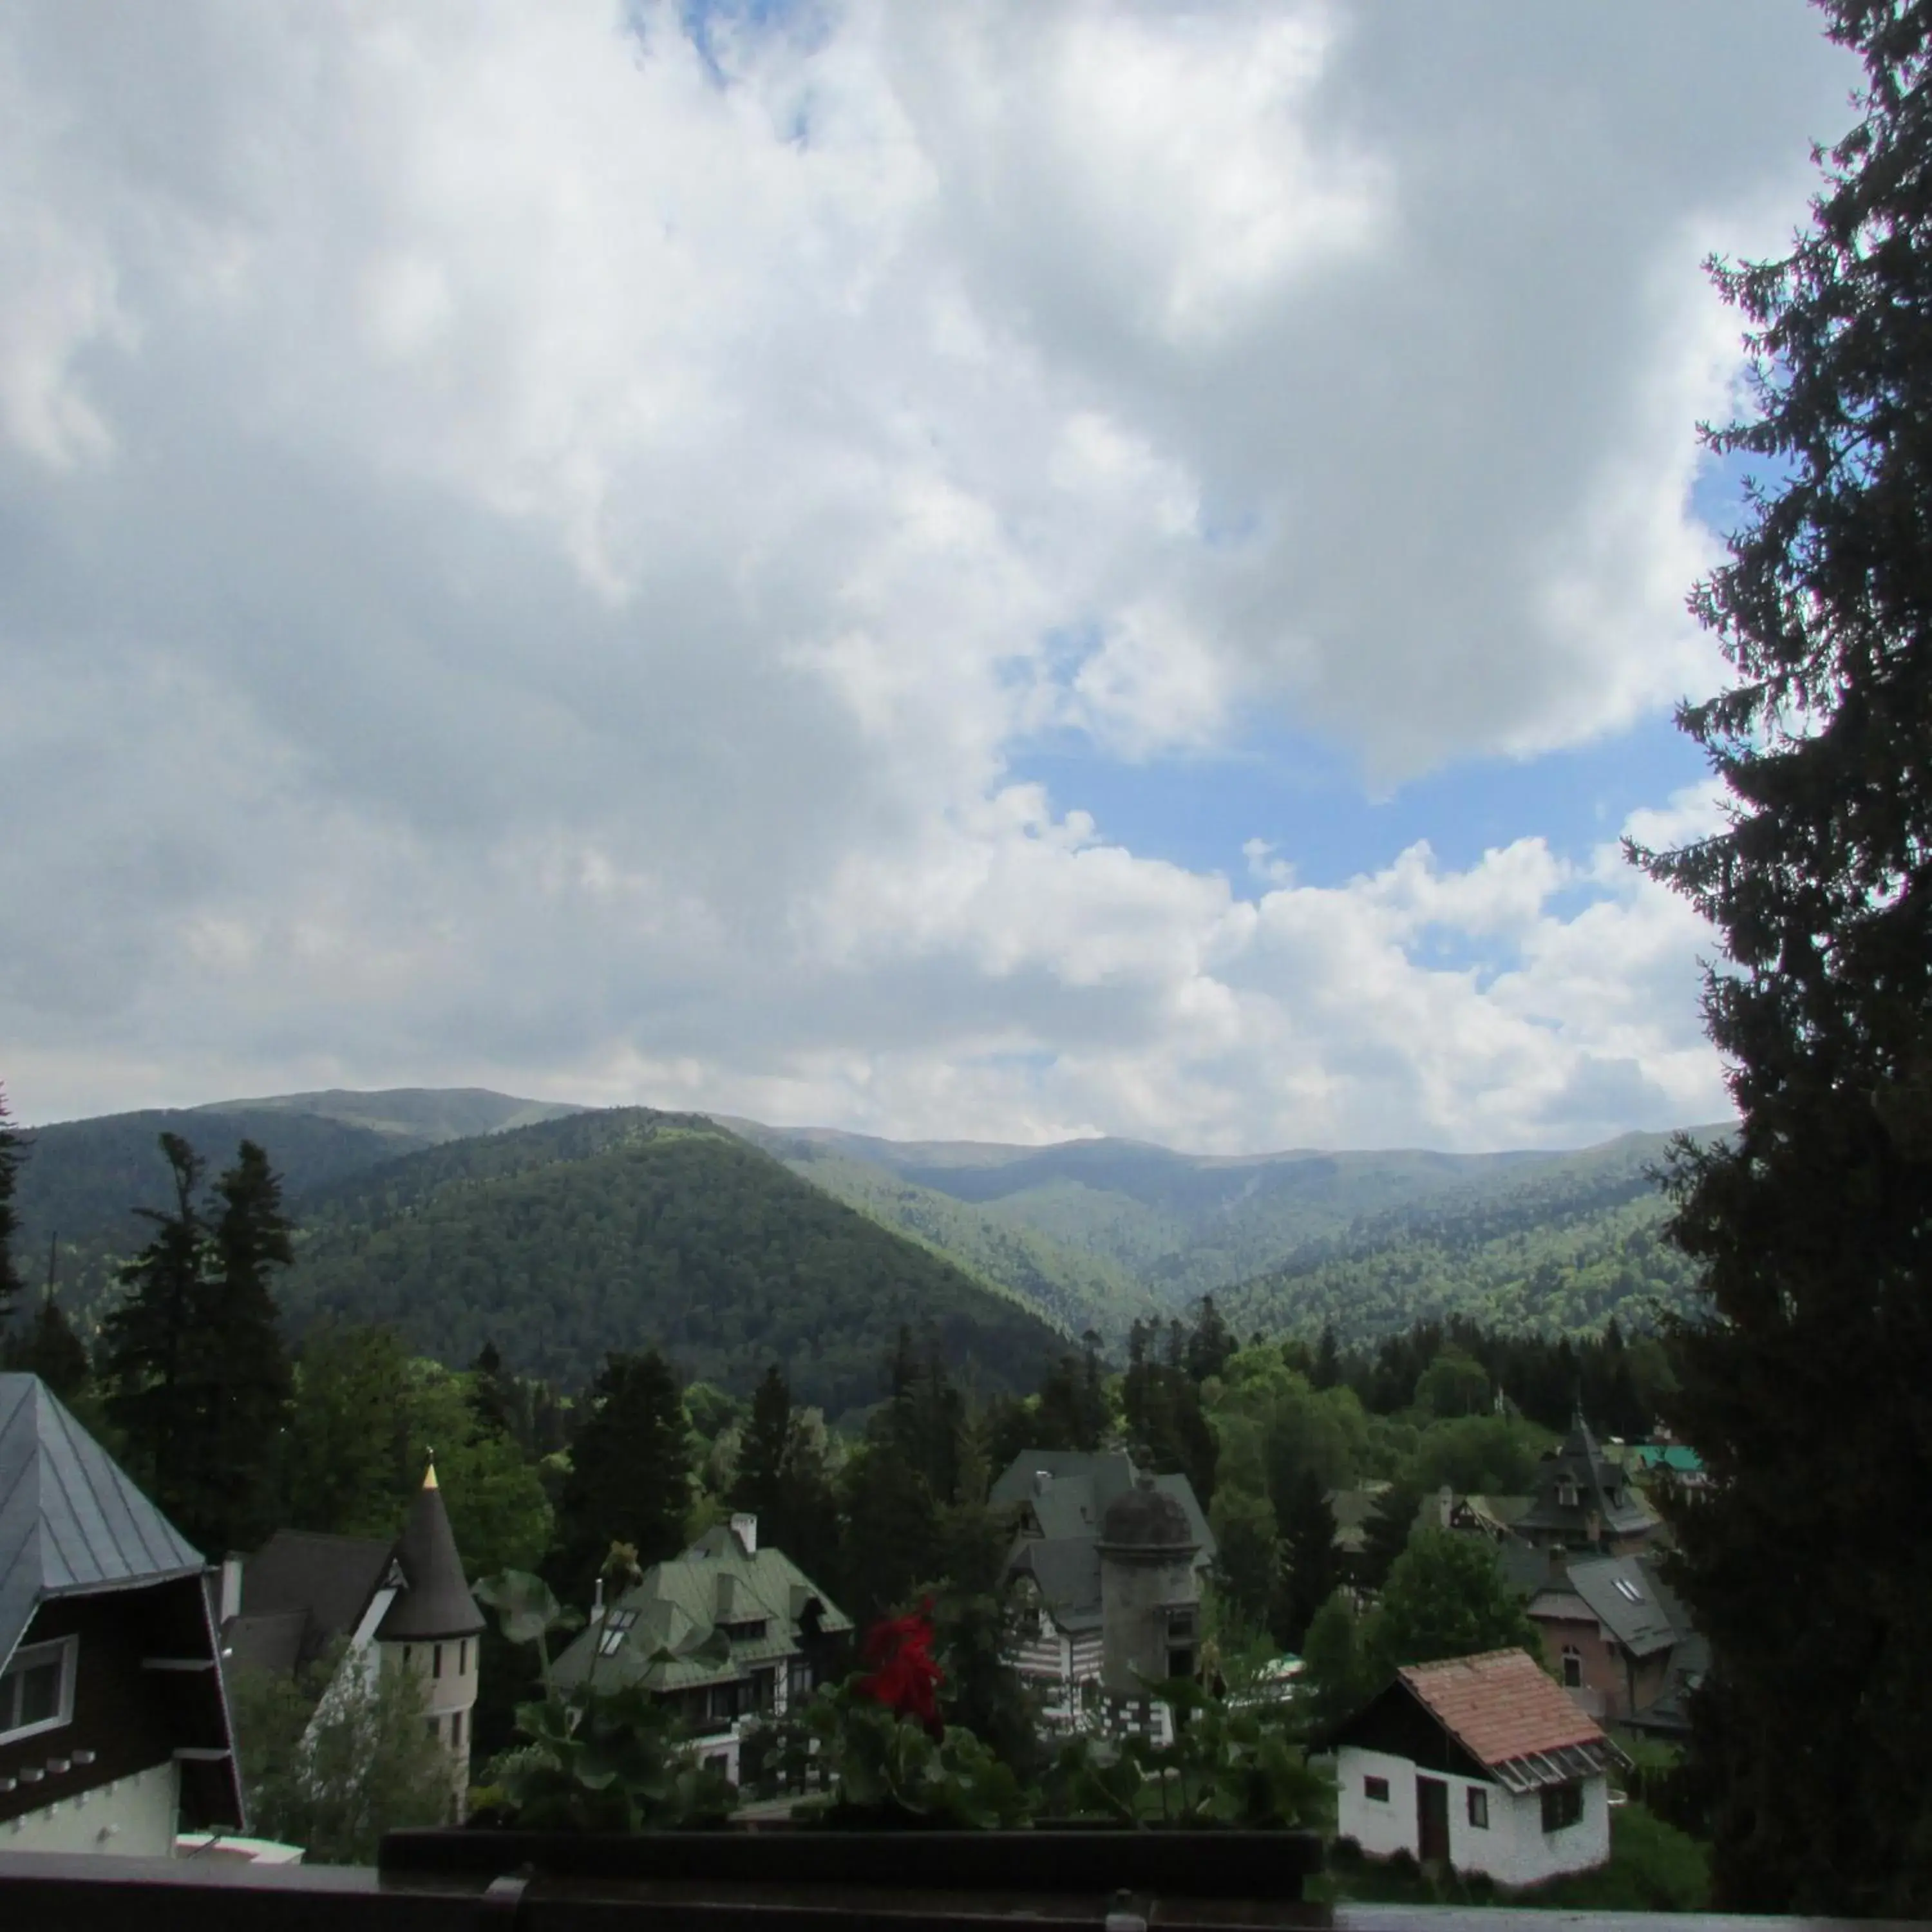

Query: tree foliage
left=1625, top=6, right=1932, bottom=1914
left=228, top=1642, right=451, bottom=1862
left=0, top=1082, right=24, bottom=1328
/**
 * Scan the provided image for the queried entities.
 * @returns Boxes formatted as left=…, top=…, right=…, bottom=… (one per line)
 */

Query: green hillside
left=728, top=1125, right=1163, bottom=1342
left=1218, top=1128, right=1725, bottom=1343
left=276, top=1108, right=1066, bottom=1415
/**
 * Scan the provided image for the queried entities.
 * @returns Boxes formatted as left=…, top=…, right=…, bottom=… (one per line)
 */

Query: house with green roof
left=549, top=1513, right=851, bottom=1785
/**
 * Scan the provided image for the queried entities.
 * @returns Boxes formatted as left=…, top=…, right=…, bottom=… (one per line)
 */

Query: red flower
left=858, top=1598, right=943, bottom=1734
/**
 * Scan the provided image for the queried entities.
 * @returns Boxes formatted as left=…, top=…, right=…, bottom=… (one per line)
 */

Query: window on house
left=1467, top=1786, right=1490, bottom=1829
left=1541, top=1783, right=1584, bottom=1832
left=1557, top=1481, right=1579, bottom=1507
left=451, top=1708, right=464, bottom=1750
left=786, top=1657, right=813, bottom=1703
left=433, top=1643, right=444, bottom=1680
left=721, top=1617, right=770, bottom=1642
left=598, top=1607, right=639, bottom=1658
left=425, top=1714, right=440, bottom=1743
left=1613, top=1577, right=1643, bottom=1602
left=1364, top=1776, right=1390, bottom=1803
left=459, top=1639, right=469, bottom=1675
left=1562, top=1646, right=1584, bottom=1688
left=0, top=1636, right=76, bottom=1743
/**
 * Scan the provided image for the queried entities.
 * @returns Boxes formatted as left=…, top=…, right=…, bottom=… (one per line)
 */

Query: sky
left=0, top=0, right=1864, bottom=1152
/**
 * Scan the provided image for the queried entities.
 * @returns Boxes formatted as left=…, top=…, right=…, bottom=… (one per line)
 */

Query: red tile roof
left=1399, top=1648, right=1607, bottom=1768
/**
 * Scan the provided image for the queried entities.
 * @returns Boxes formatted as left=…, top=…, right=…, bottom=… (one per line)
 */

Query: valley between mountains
left=11, top=1086, right=1723, bottom=1416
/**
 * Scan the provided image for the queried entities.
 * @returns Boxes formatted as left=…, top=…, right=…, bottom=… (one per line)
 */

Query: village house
left=0, top=1373, right=243, bottom=1857
left=549, top=1514, right=849, bottom=1786
left=1328, top=1647, right=1626, bottom=1887
left=990, top=1450, right=1214, bottom=1735
left=222, top=1461, right=483, bottom=1820
left=1514, top=1411, right=1658, bottom=1557
left=1526, top=1551, right=1704, bottom=1733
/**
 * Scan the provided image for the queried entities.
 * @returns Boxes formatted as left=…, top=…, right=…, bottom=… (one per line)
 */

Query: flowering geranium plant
left=857, top=1598, right=943, bottom=1736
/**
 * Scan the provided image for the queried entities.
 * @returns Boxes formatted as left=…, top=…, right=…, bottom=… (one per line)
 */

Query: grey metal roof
left=238, top=1529, right=393, bottom=1665
left=1563, top=1554, right=1680, bottom=1658
left=0, top=1373, right=205, bottom=1674
left=1011, top=1539, right=1103, bottom=1633
left=991, top=1452, right=1215, bottom=1560
left=1517, top=1412, right=1656, bottom=1544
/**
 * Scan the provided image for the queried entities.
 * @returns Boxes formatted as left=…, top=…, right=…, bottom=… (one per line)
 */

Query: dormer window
left=0, top=1636, right=76, bottom=1744
left=1557, top=1481, right=1580, bottom=1508
left=721, top=1618, right=769, bottom=1642
left=597, top=1608, right=639, bottom=1658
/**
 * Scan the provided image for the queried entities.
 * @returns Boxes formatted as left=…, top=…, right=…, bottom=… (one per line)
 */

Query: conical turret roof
left=375, top=1461, right=484, bottom=1640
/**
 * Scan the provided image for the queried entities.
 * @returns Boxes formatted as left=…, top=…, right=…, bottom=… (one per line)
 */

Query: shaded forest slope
left=278, top=1108, right=1066, bottom=1415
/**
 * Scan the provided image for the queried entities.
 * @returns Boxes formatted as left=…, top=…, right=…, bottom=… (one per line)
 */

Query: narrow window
left=1467, top=1786, right=1490, bottom=1829
left=433, top=1642, right=444, bottom=1680
left=1364, top=1776, right=1390, bottom=1803
left=1562, top=1646, right=1583, bottom=1688
left=425, top=1714, right=440, bottom=1742
left=402, top=1645, right=412, bottom=1666
left=459, top=1638, right=468, bottom=1675
left=451, top=1708, right=464, bottom=1750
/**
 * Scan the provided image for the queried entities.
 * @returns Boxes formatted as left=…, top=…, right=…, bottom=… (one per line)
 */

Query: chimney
left=730, top=1511, right=758, bottom=1555
left=1033, top=1470, right=1052, bottom=1498
left=219, top=1556, right=243, bottom=1625
left=591, top=1575, right=605, bottom=1626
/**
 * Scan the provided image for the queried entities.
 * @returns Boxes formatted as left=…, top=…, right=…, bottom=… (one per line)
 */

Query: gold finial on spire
left=424, top=1454, right=439, bottom=1490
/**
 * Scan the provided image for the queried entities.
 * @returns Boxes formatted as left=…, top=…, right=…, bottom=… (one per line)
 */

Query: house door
left=1416, top=1776, right=1450, bottom=1863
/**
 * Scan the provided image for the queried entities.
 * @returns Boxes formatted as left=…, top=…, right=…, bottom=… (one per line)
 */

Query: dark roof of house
left=551, top=1523, right=851, bottom=1694
left=238, top=1530, right=394, bottom=1666
left=223, top=1608, right=308, bottom=1677
left=1099, top=1475, right=1197, bottom=1553
left=1516, top=1411, right=1657, bottom=1543
left=1559, top=1555, right=1680, bottom=1658
left=991, top=1452, right=1213, bottom=1632
left=0, top=1373, right=205, bottom=1671
left=377, top=1468, right=484, bottom=1640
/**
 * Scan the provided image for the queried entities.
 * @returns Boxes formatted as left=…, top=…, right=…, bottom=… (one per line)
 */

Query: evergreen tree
left=12, top=1283, right=91, bottom=1401
left=200, top=1141, right=295, bottom=1548
left=837, top=1437, right=940, bottom=1629
left=0, top=1083, right=24, bottom=1329
left=1358, top=1477, right=1425, bottom=1593
left=100, top=1133, right=211, bottom=1529
left=468, top=1340, right=519, bottom=1443
left=551, top=1348, right=692, bottom=1609
left=1184, top=1294, right=1236, bottom=1383
left=1273, top=1468, right=1339, bottom=1653
left=281, top=1321, right=416, bottom=1538
left=732, top=1364, right=793, bottom=1523
left=1627, top=6, right=1932, bottom=1914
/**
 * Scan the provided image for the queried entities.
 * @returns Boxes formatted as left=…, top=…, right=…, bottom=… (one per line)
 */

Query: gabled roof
left=551, top=1525, right=851, bottom=1694
left=0, top=1373, right=205, bottom=1672
left=236, top=1530, right=393, bottom=1667
left=1395, top=1649, right=1624, bottom=1794
left=1559, top=1555, right=1680, bottom=1658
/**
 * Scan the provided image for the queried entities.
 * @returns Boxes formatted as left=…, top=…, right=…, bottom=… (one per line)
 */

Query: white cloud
left=0, top=0, right=1841, bottom=1146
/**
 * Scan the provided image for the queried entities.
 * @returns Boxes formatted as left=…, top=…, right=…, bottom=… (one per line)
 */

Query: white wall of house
left=1336, top=1745, right=1421, bottom=1861
left=1481, top=1776, right=1611, bottom=1888
left=0, top=1761, right=179, bottom=1857
left=1334, top=1746, right=1609, bottom=1887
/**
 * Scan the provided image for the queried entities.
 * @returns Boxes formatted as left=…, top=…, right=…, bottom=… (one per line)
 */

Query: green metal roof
left=551, top=1526, right=851, bottom=1695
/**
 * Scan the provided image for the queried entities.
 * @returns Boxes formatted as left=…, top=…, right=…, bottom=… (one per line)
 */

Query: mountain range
left=7, top=1086, right=1725, bottom=1403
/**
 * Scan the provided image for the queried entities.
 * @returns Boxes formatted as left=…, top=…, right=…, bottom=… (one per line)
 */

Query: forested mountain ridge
left=1219, top=1126, right=1730, bottom=1342
left=274, top=1108, right=1067, bottom=1416
left=11, top=1106, right=431, bottom=1318
left=191, top=1085, right=584, bottom=1145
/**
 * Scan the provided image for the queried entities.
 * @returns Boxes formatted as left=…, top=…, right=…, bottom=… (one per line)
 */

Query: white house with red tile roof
left=1327, top=1648, right=1627, bottom=1888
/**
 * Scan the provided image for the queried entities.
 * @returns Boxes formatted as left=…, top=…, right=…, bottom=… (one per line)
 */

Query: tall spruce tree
left=1629, top=6, right=1932, bottom=1913
left=551, top=1348, right=692, bottom=1609
left=0, top=1083, right=25, bottom=1329
left=102, top=1135, right=294, bottom=1553
left=101, top=1133, right=212, bottom=1524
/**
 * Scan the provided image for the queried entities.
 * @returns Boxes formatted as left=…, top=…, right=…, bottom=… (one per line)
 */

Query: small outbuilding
left=1328, top=1647, right=1626, bottom=1888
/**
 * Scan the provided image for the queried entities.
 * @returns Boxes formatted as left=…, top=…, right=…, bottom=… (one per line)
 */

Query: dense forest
left=277, top=1110, right=1066, bottom=1416
left=1220, top=1134, right=1717, bottom=1342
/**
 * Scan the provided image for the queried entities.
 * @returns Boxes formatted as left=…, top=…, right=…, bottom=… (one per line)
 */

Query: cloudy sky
left=1, top=1, right=1861, bottom=1151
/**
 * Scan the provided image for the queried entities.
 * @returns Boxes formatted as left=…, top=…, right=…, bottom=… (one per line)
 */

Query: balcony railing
left=0, top=1848, right=1918, bottom=1932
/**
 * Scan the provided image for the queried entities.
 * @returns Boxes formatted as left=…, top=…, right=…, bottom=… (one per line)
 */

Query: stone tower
left=1096, top=1471, right=1202, bottom=1698
left=375, top=1461, right=484, bottom=1820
